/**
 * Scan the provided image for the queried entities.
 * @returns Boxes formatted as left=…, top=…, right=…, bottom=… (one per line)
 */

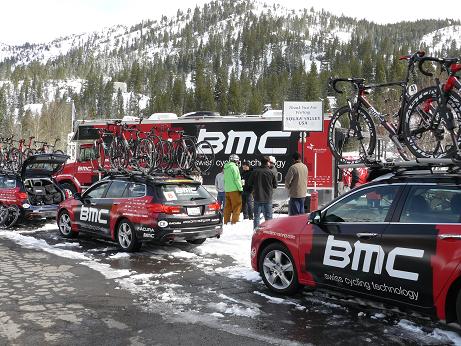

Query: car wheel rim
left=118, top=223, right=132, bottom=248
left=59, top=213, right=72, bottom=235
left=262, top=250, right=294, bottom=290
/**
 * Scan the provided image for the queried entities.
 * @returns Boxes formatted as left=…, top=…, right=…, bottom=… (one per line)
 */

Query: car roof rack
left=101, top=167, right=200, bottom=183
left=338, top=158, right=461, bottom=175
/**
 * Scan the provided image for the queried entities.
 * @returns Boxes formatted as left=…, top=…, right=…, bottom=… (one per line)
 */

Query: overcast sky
left=1, top=0, right=460, bottom=45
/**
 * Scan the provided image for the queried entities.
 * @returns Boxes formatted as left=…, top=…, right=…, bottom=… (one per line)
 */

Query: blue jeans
left=217, top=192, right=225, bottom=210
left=253, top=201, right=273, bottom=229
left=289, top=197, right=305, bottom=216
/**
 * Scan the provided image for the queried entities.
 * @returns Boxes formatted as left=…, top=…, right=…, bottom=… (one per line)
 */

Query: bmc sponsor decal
left=138, top=226, right=155, bottom=233
left=77, top=166, right=93, bottom=172
left=323, top=235, right=423, bottom=281
left=80, top=206, right=109, bottom=224
left=262, top=230, right=295, bottom=240
left=196, top=129, right=290, bottom=155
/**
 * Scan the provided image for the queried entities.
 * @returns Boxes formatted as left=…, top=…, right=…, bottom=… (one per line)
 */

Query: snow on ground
left=2, top=220, right=461, bottom=344
left=196, top=215, right=286, bottom=282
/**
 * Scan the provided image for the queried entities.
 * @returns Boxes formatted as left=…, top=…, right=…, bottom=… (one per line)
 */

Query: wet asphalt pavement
left=0, top=222, right=460, bottom=345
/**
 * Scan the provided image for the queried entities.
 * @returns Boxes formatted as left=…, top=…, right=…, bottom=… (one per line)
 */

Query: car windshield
left=0, top=176, right=16, bottom=189
left=158, top=184, right=212, bottom=203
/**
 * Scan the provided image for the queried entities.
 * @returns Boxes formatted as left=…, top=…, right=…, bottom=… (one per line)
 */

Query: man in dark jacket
left=248, top=156, right=278, bottom=229
left=241, top=161, right=253, bottom=220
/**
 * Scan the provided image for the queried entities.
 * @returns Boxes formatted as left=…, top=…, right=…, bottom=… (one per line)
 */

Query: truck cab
left=54, top=142, right=104, bottom=196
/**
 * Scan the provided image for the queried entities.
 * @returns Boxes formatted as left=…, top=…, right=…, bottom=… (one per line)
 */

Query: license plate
left=187, top=207, right=201, bottom=216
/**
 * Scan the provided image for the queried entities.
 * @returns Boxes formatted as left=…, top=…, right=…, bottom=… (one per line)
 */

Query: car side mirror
left=308, top=210, right=322, bottom=225
left=73, top=192, right=82, bottom=200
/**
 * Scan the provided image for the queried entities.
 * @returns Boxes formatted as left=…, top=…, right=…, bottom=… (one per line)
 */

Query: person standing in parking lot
left=285, top=152, right=308, bottom=216
left=223, top=154, right=243, bottom=224
left=241, top=161, right=253, bottom=220
left=215, top=168, right=225, bottom=210
left=268, top=156, right=278, bottom=181
left=248, top=156, right=278, bottom=229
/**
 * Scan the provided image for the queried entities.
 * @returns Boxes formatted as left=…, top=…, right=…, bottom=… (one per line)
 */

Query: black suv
left=57, top=173, right=223, bottom=251
left=0, top=154, right=68, bottom=226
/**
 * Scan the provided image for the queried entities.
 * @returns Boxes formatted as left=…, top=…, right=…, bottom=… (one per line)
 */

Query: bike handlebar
left=418, top=56, right=460, bottom=77
left=398, top=50, right=425, bottom=61
left=329, top=77, right=365, bottom=94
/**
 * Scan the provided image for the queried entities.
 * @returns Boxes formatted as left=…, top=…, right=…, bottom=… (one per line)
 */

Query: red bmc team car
left=251, top=169, right=461, bottom=324
left=57, top=173, right=222, bottom=251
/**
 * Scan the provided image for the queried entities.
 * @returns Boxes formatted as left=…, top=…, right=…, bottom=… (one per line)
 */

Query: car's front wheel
left=259, top=242, right=300, bottom=295
left=117, top=219, right=141, bottom=252
left=58, top=210, right=77, bottom=238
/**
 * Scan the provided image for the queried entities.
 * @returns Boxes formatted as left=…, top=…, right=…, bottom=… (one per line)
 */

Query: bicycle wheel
left=7, top=148, right=22, bottom=172
left=403, top=86, right=461, bottom=158
left=135, top=138, right=154, bottom=173
left=155, top=140, right=173, bottom=172
left=194, top=140, right=215, bottom=173
left=174, top=138, right=196, bottom=170
left=2, top=205, right=20, bottom=228
left=109, top=139, right=125, bottom=170
left=0, top=204, right=8, bottom=226
left=327, top=105, right=376, bottom=164
left=23, top=148, right=35, bottom=159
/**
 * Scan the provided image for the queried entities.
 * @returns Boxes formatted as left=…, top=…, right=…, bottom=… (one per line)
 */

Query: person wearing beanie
left=223, top=154, right=243, bottom=224
left=241, top=161, right=253, bottom=220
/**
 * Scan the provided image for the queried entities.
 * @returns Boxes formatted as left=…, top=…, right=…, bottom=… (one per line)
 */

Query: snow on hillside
left=420, top=25, right=461, bottom=53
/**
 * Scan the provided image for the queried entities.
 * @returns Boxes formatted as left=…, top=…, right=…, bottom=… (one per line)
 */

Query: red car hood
left=257, top=214, right=309, bottom=236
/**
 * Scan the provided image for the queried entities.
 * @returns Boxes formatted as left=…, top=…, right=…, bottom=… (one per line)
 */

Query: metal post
left=301, top=131, right=305, bottom=163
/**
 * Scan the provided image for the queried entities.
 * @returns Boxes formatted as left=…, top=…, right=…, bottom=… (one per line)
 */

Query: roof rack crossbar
left=338, top=158, right=461, bottom=170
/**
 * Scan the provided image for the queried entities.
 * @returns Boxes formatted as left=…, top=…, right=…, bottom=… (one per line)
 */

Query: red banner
left=299, top=119, right=333, bottom=188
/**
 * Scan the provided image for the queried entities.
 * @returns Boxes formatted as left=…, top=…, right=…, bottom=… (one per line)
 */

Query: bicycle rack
left=338, top=158, right=461, bottom=175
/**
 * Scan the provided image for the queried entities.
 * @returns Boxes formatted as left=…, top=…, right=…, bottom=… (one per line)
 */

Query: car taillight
left=149, top=203, right=181, bottom=214
left=208, top=202, right=220, bottom=211
left=16, top=192, right=28, bottom=200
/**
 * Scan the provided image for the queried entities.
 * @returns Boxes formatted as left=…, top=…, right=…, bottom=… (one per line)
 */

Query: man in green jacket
left=224, top=154, right=243, bottom=224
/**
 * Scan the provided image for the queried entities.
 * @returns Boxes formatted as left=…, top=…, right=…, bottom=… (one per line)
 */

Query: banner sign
left=283, top=101, right=323, bottom=132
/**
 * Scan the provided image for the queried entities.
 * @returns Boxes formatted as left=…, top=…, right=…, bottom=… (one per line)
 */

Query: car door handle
left=113, top=202, right=120, bottom=206
left=438, top=234, right=461, bottom=240
left=357, top=233, right=378, bottom=239
left=90, top=202, right=97, bottom=206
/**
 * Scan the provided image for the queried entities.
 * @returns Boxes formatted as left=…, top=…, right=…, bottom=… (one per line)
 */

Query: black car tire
left=57, top=210, right=77, bottom=238
left=259, top=242, right=301, bottom=295
left=60, top=183, right=77, bottom=198
left=116, top=219, right=142, bottom=252
left=187, top=238, right=206, bottom=245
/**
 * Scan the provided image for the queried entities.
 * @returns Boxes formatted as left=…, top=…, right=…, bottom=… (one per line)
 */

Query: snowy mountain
left=0, top=0, right=460, bottom=140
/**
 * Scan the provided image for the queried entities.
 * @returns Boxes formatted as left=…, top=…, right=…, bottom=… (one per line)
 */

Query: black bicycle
left=403, top=56, right=461, bottom=158
left=327, top=51, right=459, bottom=163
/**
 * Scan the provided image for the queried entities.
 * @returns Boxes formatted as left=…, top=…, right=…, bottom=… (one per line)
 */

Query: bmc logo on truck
left=80, top=206, right=109, bottom=224
left=197, top=129, right=290, bottom=155
left=322, top=235, right=424, bottom=281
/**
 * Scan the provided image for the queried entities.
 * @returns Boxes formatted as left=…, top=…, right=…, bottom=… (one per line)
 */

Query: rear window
left=157, top=184, right=212, bottom=202
left=0, top=176, right=16, bottom=189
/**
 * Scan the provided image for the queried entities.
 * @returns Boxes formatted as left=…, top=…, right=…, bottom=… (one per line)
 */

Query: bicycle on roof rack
left=93, top=121, right=215, bottom=176
left=328, top=51, right=461, bottom=164
left=34, top=138, right=64, bottom=155
left=403, top=56, right=461, bottom=158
